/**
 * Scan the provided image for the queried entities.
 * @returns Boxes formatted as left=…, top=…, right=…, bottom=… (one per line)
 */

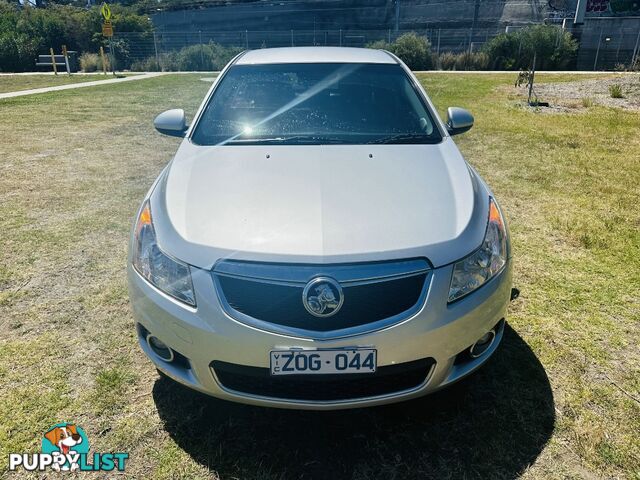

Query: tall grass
left=609, top=84, right=624, bottom=98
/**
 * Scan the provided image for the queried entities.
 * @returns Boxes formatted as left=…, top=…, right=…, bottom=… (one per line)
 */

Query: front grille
left=212, top=258, right=430, bottom=336
left=211, top=358, right=435, bottom=401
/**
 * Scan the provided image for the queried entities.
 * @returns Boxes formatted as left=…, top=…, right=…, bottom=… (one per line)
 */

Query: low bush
left=391, top=33, right=435, bottom=70
left=433, top=51, right=489, bottom=70
left=581, top=97, right=594, bottom=108
left=438, top=52, right=457, bottom=70
left=80, top=52, right=98, bottom=72
left=130, top=43, right=243, bottom=72
left=79, top=52, right=109, bottom=72
left=609, top=84, right=624, bottom=98
left=367, top=32, right=434, bottom=70
left=131, top=56, right=161, bottom=72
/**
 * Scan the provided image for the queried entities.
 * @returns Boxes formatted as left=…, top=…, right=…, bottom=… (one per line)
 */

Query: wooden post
left=99, top=46, right=108, bottom=75
left=49, top=48, right=58, bottom=75
left=62, top=44, right=71, bottom=75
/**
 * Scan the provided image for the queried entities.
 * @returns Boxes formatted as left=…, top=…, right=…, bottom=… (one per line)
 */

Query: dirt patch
left=513, top=74, right=640, bottom=113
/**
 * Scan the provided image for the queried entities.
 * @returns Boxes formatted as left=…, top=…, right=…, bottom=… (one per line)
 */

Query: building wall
left=152, top=0, right=546, bottom=33
left=574, top=16, right=640, bottom=69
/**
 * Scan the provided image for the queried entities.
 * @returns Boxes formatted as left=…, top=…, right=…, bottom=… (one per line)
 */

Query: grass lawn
left=0, top=72, right=638, bottom=479
left=0, top=73, right=136, bottom=94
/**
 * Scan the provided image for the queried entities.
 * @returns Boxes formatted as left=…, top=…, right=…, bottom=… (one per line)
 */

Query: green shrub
left=483, top=25, right=578, bottom=71
left=131, top=56, right=161, bottom=72
left=175, top=43, right=242, bottom=71
left=160, top=51, right=180, bottom=71
left=176, top=44, right=212, bottom=71
left=367, top=39, right=390, bottom=51
left=390, top=33, right=434, bottom=70
left=453, top=51, right=489, bottom=70
left=367, top=33, right=434, bottom=70
left=435, top=51, right=489, bottom=71
left=0, top=2, right=152, bottom=72
left=609, top=84, right=624, bottom=98
left=0, top=2, right=65, bottom=72
left=130, top=43, right=243, bottom=72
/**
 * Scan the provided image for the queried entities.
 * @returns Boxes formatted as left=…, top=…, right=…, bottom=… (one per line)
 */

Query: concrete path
left=0, top=72, right=166, bottom=99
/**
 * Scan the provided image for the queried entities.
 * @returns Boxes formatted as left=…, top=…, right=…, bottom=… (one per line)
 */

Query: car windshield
left=191, top=63, right=442, bottom=146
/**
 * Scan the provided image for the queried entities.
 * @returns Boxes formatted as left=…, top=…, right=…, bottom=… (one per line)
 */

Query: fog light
left=146, top=335, right=174, bottom=362
left=469, top=330, right=496, bottom=358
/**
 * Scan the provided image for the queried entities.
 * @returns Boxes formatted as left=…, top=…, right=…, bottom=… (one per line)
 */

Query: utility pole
left=574, top=0, right=587, bottom=25
left=153, top=31, right=159, bottom=69
left=199, top=30, right=204, bottom=69
left=593, top=26, right=603, bottom=70
left=395, top=0, right=400, bottom=33
left=632, top=28, right=640, bottom=67
left=471, top=0, right=479, bottom=42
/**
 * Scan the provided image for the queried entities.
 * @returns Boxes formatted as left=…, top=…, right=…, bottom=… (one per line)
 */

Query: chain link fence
left=109, top=25, right=640, bottom=72
left=576, top=24, right=640, bottom=70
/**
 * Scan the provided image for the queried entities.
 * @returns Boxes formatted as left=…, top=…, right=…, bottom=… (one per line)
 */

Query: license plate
left=270, top=349, right=377, bottom=376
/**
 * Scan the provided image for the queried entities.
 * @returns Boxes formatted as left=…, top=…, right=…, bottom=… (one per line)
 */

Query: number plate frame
left=270, top=348, right=377, bottom=376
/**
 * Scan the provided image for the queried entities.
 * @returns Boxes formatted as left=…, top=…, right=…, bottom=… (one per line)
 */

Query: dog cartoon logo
left=9, top=422, right=128, bottom=472
left=41, top=423, right=89, bottom=471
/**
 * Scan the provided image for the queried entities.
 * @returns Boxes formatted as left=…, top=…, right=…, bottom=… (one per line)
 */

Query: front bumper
left=128, top=259, right=512, bottom=410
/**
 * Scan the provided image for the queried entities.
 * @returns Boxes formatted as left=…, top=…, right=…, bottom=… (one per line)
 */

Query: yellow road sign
left=102, top=21, right=113, bottom=37
left=101, top=3, right=111, bottom=21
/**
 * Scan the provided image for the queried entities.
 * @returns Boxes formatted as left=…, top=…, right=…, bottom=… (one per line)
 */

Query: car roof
left=235, top=47, right=397, bottom=65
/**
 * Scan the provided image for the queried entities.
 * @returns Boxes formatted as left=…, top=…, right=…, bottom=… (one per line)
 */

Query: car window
left=191, top=63, right=442, bottom=146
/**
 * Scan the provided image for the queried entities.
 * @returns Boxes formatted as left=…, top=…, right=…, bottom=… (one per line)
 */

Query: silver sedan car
left=128, top=47, right=514, bottom=410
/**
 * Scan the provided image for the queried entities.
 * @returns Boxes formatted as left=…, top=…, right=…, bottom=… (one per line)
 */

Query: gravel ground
left=523, top=74, right=640, bottom=112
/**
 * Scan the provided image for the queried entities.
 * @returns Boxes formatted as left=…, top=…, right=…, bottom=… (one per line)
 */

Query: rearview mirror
left=154, top=109, right=188, bottom=137
left=446, top=107, right=474, bottom=136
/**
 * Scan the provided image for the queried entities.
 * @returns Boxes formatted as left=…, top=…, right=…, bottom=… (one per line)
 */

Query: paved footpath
left=0, top=72, right=166, bottom=100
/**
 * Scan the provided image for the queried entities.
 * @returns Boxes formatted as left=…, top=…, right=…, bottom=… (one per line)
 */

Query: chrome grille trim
left=213, top=258, right=431, bottom=284
left=212, top=258, right=432, bottom=340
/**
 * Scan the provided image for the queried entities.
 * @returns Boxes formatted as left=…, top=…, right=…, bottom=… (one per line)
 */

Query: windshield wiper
left=367, top=133, right=435, bottom=145
left=224, top=137, right=290, bottom=145
left=225, top=135, right=345, bottom=145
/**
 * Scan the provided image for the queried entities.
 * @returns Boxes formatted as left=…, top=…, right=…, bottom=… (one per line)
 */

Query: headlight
left=448, top=198, right=508, bottom=303
left=132, top=201, right=196, bottom=306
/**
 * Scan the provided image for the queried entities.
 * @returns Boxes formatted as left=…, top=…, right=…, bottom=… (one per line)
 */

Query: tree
left=483, top=25, right=578, bottom=71
left=0, top=0, right=153, bottom=72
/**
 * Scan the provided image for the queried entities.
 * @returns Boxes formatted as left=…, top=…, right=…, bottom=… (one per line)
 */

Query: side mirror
left=446, top=107, right=474, bottom=136
left=154, top=109, right=188, bottom=137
